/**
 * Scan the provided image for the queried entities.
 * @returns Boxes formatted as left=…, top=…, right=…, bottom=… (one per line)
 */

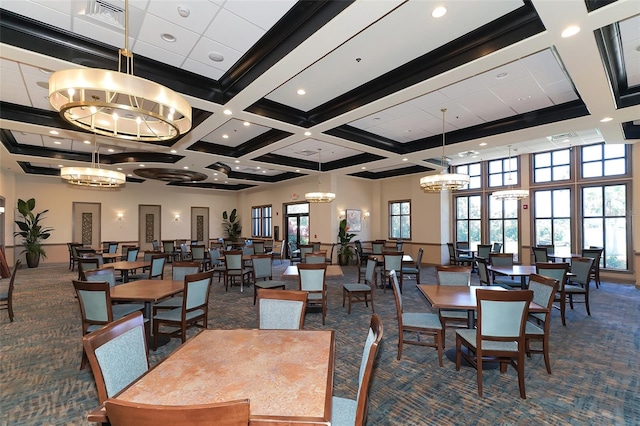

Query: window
left=533, top=148, right=571, bottom=183
left=455, top=162, right=482, bottom=190
left=581, top=143, right=627, bottom=178
left=488, top=156, right=518, bottom=188
left=251, top=205, right=272, bottom=238
left=389, top=200, right=410, bottom=239
left=582, top=184, right=628, bottom=269
left=533, top=188, right=571, bottom=248
left=488, top=196, right=520, bottom=261
left=455, top=195, right=481, bottom=250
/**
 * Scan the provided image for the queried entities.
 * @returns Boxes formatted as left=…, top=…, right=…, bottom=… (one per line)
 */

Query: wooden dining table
left=281, top=264, right=344, bottom=279
left=102, top=260, right=150, bottom=283
left=88, top=329, right=335, bottom=425
left=486, top=264, right=537, bottom=289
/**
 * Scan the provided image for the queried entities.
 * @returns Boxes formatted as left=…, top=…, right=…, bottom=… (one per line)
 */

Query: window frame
left=251, top=205, right=272, bottom=238
left=388, top=200, right=411, bottom=240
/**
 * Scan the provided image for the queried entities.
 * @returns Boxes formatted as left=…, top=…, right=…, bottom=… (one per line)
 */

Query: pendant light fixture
left=305, top=148, right=335, bottom=203
left=491, top=145, right=529, bottom=200
left=48, top=0, right=191, bottom=142
left=60, top=134, right=126, bottom=188
left=419, top=108, right=470, bottom=192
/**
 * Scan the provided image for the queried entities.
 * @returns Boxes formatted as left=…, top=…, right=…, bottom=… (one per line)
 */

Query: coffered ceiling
left=1, top=0, right=638, bottom=191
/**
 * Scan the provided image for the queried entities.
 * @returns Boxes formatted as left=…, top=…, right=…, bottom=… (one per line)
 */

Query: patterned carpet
left=1, top=260, right=639, bottom=425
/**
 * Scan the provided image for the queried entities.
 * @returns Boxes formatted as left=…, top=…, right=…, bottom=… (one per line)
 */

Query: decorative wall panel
left=145, top=214, right=154, bottom=243
left=82, top=213, right=92, bottom=245
left=197, top=215, right=204, bottom=242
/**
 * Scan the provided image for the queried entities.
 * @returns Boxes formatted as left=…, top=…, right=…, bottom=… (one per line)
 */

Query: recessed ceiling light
left=208, top=52, right=224, bottom=62
left=107, top=148, right=114, bottom=152
left=402, top=158, right=408, bottom=162
left=431, top=6, right=447, bottom=18
left=304, top=131, right=312, bottom=136
left=83, top=140, right=91, bottom=144
left=127, top=174, right=132, bottom=177
left=496, top=72, right=509, bottom=79
left=223, top=109, right=232, bottom=115
left=361, top=166, right=366, bottom=170
left=224, top=181, right=228, bottom=184
left=140, top=164, right=145, bottom=167
left=170, top=149, right=177, bottom=154
left=161, top=33, right=176, bottom=43
left=177, top=6, right=190, bottom=17
left=183, top=166, right=189, bottom=169
left=49, top=130, right=59, bottom=135
left=243, top=121, right=250, bottom=126
left=222, top=134, right=229, bottom=139
left=234, top=160, right=240, bottom=163
left=600, top=117, right=613, bottom=122
left=561, top=25, right=580, bottom=38
left=235, top=166, right=240, bottom=170
left=479, top=142, right=487, bottom=146
left=214, top=178, right=218, bottom=181
left=297, top=89, right=306, bottom=95
left=295, top=169, right=300, bottom=172
left=262, top=170, right=266, bottom=173
left=117, top=167, right=123, bottom=171
left=256, top=166, right=261, bottom=169
left=53, top=141, right=61, bottom=145
left=58, top=164, right=63, bottom=168
left=517, top=95, right=532, bottom=101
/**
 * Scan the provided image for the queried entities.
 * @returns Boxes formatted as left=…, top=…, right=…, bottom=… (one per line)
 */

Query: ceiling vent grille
left=296, top=150, right=318, bottom=157
left=85, top=0, right=125, bottom=28
left=547, top=131, right=578, bottom=142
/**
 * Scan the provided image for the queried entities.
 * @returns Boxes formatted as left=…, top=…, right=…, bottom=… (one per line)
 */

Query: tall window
left=251, top=205, right=272, bottom=238
left=489, top=196, right=519, bottom=260
left=533, top=188, right=571, bottom=248
left=533, top=148, right=571, bottom=183
left=389, top=200, right=410, bottom=239
left=582, top=184, right=628, bottom=269
left=581, top=143, right=627, bottom=178
left=455, top=195, right=481, bottom=250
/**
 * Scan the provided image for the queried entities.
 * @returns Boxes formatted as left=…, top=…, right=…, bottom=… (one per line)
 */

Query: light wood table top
left=110, top=279, right=183, bottom=303
left=281, top=264, right=344, bottom=279
left=92, top=329, right=334, bottom=425
left=104, top=260, right=150, bottom=271
left=417, top=285, right=507, bottom=311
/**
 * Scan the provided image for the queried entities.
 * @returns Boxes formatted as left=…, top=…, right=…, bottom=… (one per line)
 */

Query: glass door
left=285, top=203, right=309, bottom=258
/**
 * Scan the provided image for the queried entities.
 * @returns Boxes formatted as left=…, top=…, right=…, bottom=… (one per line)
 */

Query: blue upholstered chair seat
left=564, top=284, right=586, bottom=293
left=112, top=303, right=146, bottom=318
left=439, top=309, right=472, bottom=319
left=153, top=308, right=204, bottom=321
left=307, top=293, right=323, bottom=301
left=87, top=324, right=103, bottom=333
left=154, top=297, right=183, bottom=309
left=343, top=283, right=371, bottom=292
left=525, top=322, right=544, bottom=336
left=402, top=312, right=442, bottom=330
left=456, top=329, right=519, bottom=352
left=255, top=280, right=287, bottom=290
left=330, top=396, right=357, bottom=426
left=0, top=290, right=8, bottom=299
left=401, top=266, right=419, bottom=274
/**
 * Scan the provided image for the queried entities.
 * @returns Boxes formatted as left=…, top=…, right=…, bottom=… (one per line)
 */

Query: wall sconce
left=364, top=211, right=370, bottom=218
left=174, top=214, right=180, bottom=221
left=116, top=212, right=124, bottom=221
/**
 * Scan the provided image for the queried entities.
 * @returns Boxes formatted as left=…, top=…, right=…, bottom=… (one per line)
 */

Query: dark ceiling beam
left=349, top=165, right=434, bottom=180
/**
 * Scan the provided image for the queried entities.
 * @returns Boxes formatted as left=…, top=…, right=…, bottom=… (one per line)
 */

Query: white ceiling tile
left=439, top=77, right=485, bottom=100
left=273, top=140, right=362, bottom=163
left=511, top=96, right=553, bottom=114
left=490, top=76, right=546, bottom=105
left=519, top=49, right=558, bottom=75
left=146, top=1, right=221, bottom=34
left=133, top=41, right=186, bottom=68
left=137, top=14, right=200, bottom=56
left=549, top=90, right=580, bottom=105
left=457, top=89, right=513, bottom=122
left=72, top=18, right=127, bottom=50
left=204, top=9, right=265, bottom=52
left=182, top=59, right=225, bottom=81
left=1, top=0, right=71, bottom=31
left=407, top=91, right=451, bottom=112
left=222, top=0, right=297, bottom=30
left=202, top=119, right=271, bottom=147
left=476, top=60, right=529, bottom=89
left=188, top=37, right=243, bottom=73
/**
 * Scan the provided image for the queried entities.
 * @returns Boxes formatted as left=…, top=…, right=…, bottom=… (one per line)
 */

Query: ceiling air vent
left=547, top=132, right=578, bottom=142
left=85, top=0, right=125, bottom=28
left=425, top=156, right=451, bottom=167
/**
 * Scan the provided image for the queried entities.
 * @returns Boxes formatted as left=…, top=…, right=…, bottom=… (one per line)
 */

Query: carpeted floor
left=1, top=260, right=639, bottom=425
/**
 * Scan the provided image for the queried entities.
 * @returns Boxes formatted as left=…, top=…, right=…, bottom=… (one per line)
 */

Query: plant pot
left=26, top=252, right=40, bottom=268
left=338, top=254, right=351, bottom=266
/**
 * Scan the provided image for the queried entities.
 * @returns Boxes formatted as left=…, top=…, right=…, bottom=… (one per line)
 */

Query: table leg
left=122, top=269, right=129, bottom=283
left=143, top=301, right=170, bottom=349
left=521, top=276, right=527, bottom=289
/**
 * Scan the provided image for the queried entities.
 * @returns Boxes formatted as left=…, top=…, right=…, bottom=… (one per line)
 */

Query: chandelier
left=48, top=0, right=191, bottom=142
left=420, top=108, right=470, bottom=192
left=305, top=148, right=335, bottom=203
left=491, top=145, right=529, bottom=200
left=60, top=135, right=126, bottom=188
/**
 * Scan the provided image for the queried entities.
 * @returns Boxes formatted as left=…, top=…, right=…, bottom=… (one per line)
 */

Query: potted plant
left=14, top=198, right=54, bottom=268
left=337, top=218, right=356, bottom=266
left=222, top=209, right=242, bottom=242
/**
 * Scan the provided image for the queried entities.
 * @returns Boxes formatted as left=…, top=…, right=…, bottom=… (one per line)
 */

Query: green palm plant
left=14, top=198, right=54, bottom=267
left=338, top=218, right=356, bottom=265
left=222, top=209, right=242, bottom=242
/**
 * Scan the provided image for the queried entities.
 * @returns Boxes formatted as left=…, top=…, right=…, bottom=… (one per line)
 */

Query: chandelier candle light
left=305, top=148, right=335, bottom=203
left=60, top=135, right=126, bottom=187
left=419, top=108, right=470, bottom=192
left=48, top=0, right=191, bottom=142
left=491, top=145, right=529, bottom=200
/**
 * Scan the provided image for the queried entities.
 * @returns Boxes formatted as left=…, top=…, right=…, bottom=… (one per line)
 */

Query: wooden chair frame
left=0, top=260, right=21, bottom=322
left=257, top=288, right=307, bottom=330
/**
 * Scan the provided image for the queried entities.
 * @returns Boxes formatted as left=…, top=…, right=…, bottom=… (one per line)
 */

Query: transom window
left=533, top=148, right=571, bottom=183
left=455, top=162, right=482, bottom=190
left=488, top=156, right=518, bottom=188
left=389, top=200, right=411, bottom=239
left=251, top=205, right=272, bottom=238
left=581, top=143, right=627, bottom=178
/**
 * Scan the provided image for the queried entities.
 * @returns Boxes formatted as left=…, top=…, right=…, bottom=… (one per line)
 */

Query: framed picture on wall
left=346, top=209, right=362, bottom=232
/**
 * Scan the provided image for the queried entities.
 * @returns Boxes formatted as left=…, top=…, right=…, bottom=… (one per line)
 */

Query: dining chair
left=325, top=243, right=336, bottom=264
left=342, top=257, right=376, bottom=314
left=311, top=241, right=321, bottom=252
left=223, top=250, right=252, bottom=292
left=401, top=247, right=423, bottom=284
left=161, top=240, right=177, bottom=263
left=456, top=289, right=534, bottom=399
left=535, top=262, right=570, bottom=326
left=489, top=253, right=517, bottom=288
left=297, top=263, right=328, bottom=325
left=447, top=243, right=473, bottom=267
left=208, top=247, right=225, bottom=281
left=251, top=254, right=286, bottom=305
left=525, top=273, right=559, bottom=374
left=287, top=242, right=301, bottom=264
left=104, top=398, right=250, bottom=426
left=582, top=247, right=604, bottom=288
left=0, top=260, right=21, bottom=322
left=152, top=270, right=214, bottom=350
left=129, top=254, right=165, bottom=281
left=126, top=247, right=140, bottom=262
left=257, top=288, right=307, bottom=330
left=179, top=243, right=191, bottom=261
left=476, top=258, right=491, bottom=286
left=532, top=247, right=549, bottom=263
left=371, top=241, right=384, bottom=255
left=475, top=244, right=492, bottom=262
left=67, top=242, right=82, bottom=270
left=331, top=314, right=383, bottom=426
left=491, top=242, right=503, bottom=253
left=305, top=252, right=326, bottom=264
left=190, top=245, right=207, bottom=270
left=78, top=257, right=101, bottom=280
left=82, top=312, right=149, bottom=404
left=84, top=266, right=118, bottom=288
left=151, top=240, right=159, bottom=251
left=73, top=280, right=146, bottom=369
left=299, top=244, right=314, bottom=262
left=382, top=251, right=403, bottom=293
left=152, top=262, right=201, bottom=312
left=456, top=241, right=470, bottom=250
left=395, top=240, right=404, bottom=251
left=252, top=240, right=266, bottom=254
left=268, top=240, right=285, bottom=265
left=566, top=257, right=594, bottom=317
left=390, top=270, right=443, bottom=366
left=435, top=265, right=472, bottom=346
